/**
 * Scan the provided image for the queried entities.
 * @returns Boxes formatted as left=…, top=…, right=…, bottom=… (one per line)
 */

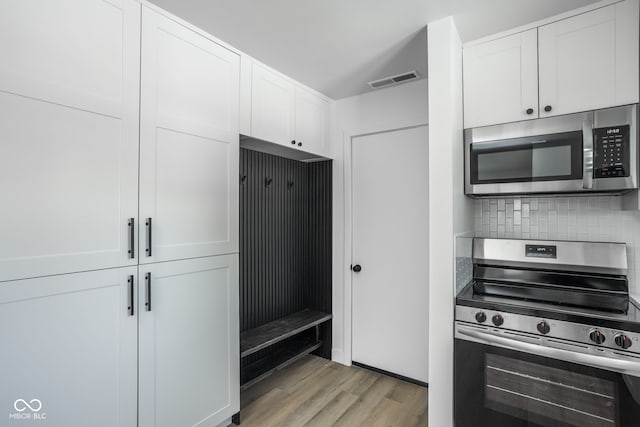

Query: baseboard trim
left=352, top=361, right=428, bottom=388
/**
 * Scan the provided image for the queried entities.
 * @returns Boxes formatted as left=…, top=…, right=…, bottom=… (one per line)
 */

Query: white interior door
left=138, top=255, right=239, bottom=427
left=0, top=0, right=141, bottom=282
left=351, top=126, right=429, bottom=383
left=140, top=6, right=240, bottom=264
left=0, top=267, right=138, bottom=427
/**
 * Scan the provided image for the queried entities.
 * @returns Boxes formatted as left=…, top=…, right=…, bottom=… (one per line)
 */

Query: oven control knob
left=614, top=334, right=632, bottom=350
left=589, top=329, right=606, bottom=345
left=475, top=312, right=487, bottom=323
left=492, top=314, right=504, bottom=326
left=536, top=321, right=551, bottom=335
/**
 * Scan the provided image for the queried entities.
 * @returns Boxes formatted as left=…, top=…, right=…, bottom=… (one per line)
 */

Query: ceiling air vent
left=368, top=70, right=420, bottom=89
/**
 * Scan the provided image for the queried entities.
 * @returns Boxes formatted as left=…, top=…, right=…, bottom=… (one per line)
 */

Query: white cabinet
left=138, top=255, right=239, bottom=427
left=463, top=29, right=538, bottom=128
left=245, top=60, right=330, bottom=156
left=139, top=6, right=240, bottom=264
left=250, top=63, right=297, bottom=146
left=463, top=0, right=639, bottom=128
left=295, top=87, right=330, bottom=155
left=0, top=0, right=141, bottom=282
left=0, top=267, right=138, bottom=427
left=539, top=0, right=639, bottom=117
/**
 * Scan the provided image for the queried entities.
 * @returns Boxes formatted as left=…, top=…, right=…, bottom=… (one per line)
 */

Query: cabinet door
left=0, top=267, right=138, bottom=427
left=250, top=63, right=296, bottom=145
left=539, top=0, right=640, bottom=117
left=295, top=88, right=329, bottom=155
left=463, top=29, right=538, bottom=128
left=138, top=255, right=240, bottom=427
left=140, top=7, right=240, bottom=264
left=0, top=0, right=140, bottom=282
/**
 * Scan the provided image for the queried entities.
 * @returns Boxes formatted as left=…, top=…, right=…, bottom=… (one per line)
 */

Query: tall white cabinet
left=140, top=7, right=239, bottom=263
left=0, top=0, right=141, bottom=282
left=0, top=268, right=138, bottom=427
left=0, top=2, right=240, bottom=426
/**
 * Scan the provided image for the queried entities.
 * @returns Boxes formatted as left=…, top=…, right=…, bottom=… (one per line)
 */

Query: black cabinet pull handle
left=526, top=108, right=534, bottom=115
left=145, top=272, right=152, bottom=312
left=297, top=142, right=302, bottom=147
left=352, top=264, right=362, bottom=273
left=544, top=105, right=552, bottom=112
left=127, top=275, right=134, bottom=316
left=291, top=140, right=296, bottom=145
left=145, top=218, right=152, bottom=257
left=128, top=218, right=135, bottom=259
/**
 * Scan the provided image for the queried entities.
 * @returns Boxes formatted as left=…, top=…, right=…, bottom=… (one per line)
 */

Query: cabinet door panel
left=0, top=0, right=140, bottom=282
left=463, top=29, right=538, bottom=128
left=138, top=255, right=240, bottom=427
left=140, top=7, right=240, bottom=263
left=539, top=1, right=639, bottom=117
left=0, top=267, right=137, bottom=427
left=251, top=63, right=296, bottom=145
left=295, top=88, right=329, bottom=155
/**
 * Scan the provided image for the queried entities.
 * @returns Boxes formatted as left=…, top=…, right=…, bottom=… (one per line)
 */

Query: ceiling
left=148, top=0, right=603, bottom=100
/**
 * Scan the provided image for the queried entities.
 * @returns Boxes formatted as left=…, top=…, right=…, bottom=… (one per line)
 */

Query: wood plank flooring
left=234, top=355, right=428, bottom=427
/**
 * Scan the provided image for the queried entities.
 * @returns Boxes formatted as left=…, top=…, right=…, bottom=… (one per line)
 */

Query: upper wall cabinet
left=463, top=0, right=639, bottom=128
left=0, top=0, right=141, bottom=282
left=242, top=60, right=330, bottom=157
left=539, top=0, right=640, bottom=118
left=139, top=7, right=240, bottom=264
left=463, top=29, right=538, bottom=128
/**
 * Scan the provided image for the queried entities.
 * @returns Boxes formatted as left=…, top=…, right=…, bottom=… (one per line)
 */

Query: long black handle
left=127, top=275, right=134, bottom=316
left=145, top=272, right=152, bottom=312
left=145, top=218, right=152, bottom=257
left=128, top=218, right=135, bottom=259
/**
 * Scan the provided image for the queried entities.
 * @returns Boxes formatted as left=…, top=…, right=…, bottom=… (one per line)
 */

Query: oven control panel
left=593, top=125, right=630, bottom=178
left=455, top=305, right=640, bottom=355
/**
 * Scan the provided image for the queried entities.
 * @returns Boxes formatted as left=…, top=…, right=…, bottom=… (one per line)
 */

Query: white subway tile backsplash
left=474, top=195, right=640, bottom=301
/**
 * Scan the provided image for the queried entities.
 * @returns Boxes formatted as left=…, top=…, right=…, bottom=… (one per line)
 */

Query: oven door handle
left=457, top=325, right=640, bottom=376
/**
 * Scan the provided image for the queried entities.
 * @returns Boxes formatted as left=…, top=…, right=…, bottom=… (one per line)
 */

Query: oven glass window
left=470, top=131, right=583, bottom=184
left=485, top=353, right=618, bottom=427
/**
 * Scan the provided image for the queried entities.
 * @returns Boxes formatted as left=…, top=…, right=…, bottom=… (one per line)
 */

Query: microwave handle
left=582, top=114, right=594, bottom=189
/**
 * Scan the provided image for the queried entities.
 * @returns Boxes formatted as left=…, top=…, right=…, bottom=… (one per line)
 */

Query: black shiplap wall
left=239, top=149, right=332, bottom=359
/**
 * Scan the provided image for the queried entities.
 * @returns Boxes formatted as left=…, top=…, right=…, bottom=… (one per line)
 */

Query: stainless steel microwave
left=464, top=104, right=638, bottom=196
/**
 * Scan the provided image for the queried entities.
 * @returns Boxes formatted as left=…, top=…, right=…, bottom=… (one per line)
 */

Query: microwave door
left=467, top=131, right=584, bottom=195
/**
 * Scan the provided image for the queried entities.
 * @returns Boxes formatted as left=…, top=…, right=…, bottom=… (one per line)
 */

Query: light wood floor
left=234, top=355, right=428, bottom=427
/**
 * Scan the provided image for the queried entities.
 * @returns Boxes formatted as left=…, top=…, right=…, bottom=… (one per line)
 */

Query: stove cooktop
left=457, top=281, right=640, bottom=333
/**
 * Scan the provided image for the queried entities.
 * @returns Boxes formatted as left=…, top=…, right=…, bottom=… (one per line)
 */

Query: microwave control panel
left=593, top=125, right=630, bottom=178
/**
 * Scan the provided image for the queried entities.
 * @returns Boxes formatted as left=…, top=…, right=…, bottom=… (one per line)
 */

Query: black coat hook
left=265, top=177, right=273, bottom=187
left=240, top=174, right=247, bottom=184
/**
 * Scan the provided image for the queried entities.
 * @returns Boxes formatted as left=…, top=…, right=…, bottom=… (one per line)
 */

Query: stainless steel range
left=455, top=238, right=640, bottom=427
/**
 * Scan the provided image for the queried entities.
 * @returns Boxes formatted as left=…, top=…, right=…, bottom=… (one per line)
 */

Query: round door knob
left=614, top=334, right=632, bottom=350
left=537, top=321, right=551, bottom=335
left=352, top=264, right=362, bottom=273
left=492, top=314, right=504, bottom=326
left=298, top=142, right=302, bottom=147
left=589, top=329, right=606, bottom=345
left=291, top=140, right=296, bottom=145
left=526, top=108, right=534, bottom=115
left=475, top=312, right=487, bottom=323
left=544, top=105, right=553, bottom=112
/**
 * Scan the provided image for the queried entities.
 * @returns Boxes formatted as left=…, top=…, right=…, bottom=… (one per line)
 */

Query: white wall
left=330, top=77, right=429, bottom=365
left=427, top=17, right=473, bottom=427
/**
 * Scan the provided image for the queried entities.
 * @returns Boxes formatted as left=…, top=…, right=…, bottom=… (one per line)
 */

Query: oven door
left=455, top=325, right=640, bottom=427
